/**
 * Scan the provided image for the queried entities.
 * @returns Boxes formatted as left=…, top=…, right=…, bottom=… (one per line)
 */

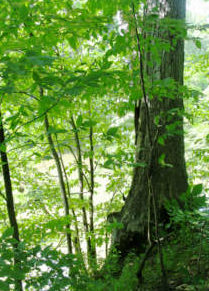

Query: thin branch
left=64, top=144, right=92, bottom=192
left=132, top=3, right=153, bottom=146
left=7, top=143, right=35, bottom=153
left=7, top=99, right=60, bottom=140
left=13, top=91, right=40, bottom=101
left=54, top=234, right=65, bottom=250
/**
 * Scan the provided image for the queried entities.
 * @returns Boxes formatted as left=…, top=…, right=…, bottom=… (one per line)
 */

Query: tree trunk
left=44, top=114, right=73, bottom=254
left=54, top=131, right=83, bottom=255
left=112, top=0, right=188, bottom=259
left=0, top=107, right=23, bottom=291
left=88, top=116, right=97, bottom=262
left=70, top=116, right=96, bottom=268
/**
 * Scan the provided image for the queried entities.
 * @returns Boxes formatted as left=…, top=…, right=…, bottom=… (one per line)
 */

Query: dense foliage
left=0, top=0, right=209, bottom=290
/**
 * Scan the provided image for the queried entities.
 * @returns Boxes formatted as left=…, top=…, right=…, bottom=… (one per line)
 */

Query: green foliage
left=137, top=193, right=209, bottom=291
left=0, top=230, right=90, bottom=291
left=0, top=0, right=208, bottom=290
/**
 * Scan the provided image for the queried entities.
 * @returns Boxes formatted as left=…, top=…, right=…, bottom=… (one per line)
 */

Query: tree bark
left=112, top=0, right=187, bottom=259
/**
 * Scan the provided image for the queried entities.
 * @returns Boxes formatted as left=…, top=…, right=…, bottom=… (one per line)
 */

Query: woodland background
left=0, top=0, right=209, bottom=290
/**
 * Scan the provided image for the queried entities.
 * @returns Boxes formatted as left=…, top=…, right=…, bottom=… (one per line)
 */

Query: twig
left=14, top=91, right=40, bottom=101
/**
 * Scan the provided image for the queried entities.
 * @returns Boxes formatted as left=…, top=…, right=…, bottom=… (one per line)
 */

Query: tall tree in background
left=112, top=0, right=188, bottom=259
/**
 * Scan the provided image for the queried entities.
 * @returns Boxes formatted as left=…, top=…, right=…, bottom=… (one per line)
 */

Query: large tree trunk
left=112, top=0, right=187, bottom=258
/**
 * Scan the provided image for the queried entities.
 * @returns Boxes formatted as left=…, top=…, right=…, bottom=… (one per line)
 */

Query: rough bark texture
left=112, top=0, right=187, bottom=258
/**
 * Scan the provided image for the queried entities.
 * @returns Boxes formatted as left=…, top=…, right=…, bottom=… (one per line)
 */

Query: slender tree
left=53, top=127, right=83, bottom=255
left=44, top=112, right=73, bottom=254
left=70, top=116, right=97, bottom=268
left=0, top=105, right=23, bottom=291
left=88, top=109, right=97, bottom=261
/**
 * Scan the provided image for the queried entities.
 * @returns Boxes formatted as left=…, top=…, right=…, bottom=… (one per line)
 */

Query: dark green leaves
left=191, top=184, right=203, bottom=196
left=195, top=39, right=202, bottom=49
left=107, top=127, right=118, bottom=136
left=1, top=228, right=14, bottom=240
left=27, top=55, right=55, bottom=67
left=0, top=279, right=10, bottom=291
left=76, top=115, right=83, bottom=127
left=82, top=119, right=97, bottom=127
left=75, top=116, right=97, bottom=129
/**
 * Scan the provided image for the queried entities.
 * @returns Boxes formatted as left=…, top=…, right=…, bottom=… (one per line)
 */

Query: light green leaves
left=75, top=115, right=97, bottom=129
left=191, top=183, right=203, bottom=196
left=158, top=154, right=173, bottom=168
left=47, top=126, right=67, bottom=135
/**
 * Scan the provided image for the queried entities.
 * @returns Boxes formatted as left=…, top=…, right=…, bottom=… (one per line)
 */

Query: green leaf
left=68, top=37, right=77, bottom=50
left=13, top=269, right=25, bottom=280
left=82, top=119, right=97, bottom=127
left=195, top=40, right=201, bottom=49
left=103, top=159, right=114, bottom=169
left=192, top=184, right=203, bottom=196
left=42, top=155, right=53, bottom=160
left=33, top=71, right=42, bottom=84
left=0, top=266, right=12, bottom=278
left=129, top=162, right=147, bottom=168
left=107, top=127, right=118, bottom=136
left=102, top=61, right=112, bottom=69
left=158, top=153, right=165, bottom=165
left=1, top=228, right=14, bottom=240
left=0, top=279, right=9, bottom=291
left=27, top=55, right=55, bottom=66
left=76, top=115, right=83, bottom=127
left=0, top=85, right=15, bottom=93
left=47, top=126, right=67, bottom=134
left=158, top=136, right=165, bottom=145
left=65, top=85, right=84, bottom=96
left=1, top=250, right=14, bottom=260
left=17, top=241, right=25, bottom=251
left=158, top=154, right=173, bottom=168
left=0, top=143, right=6, bottom=152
